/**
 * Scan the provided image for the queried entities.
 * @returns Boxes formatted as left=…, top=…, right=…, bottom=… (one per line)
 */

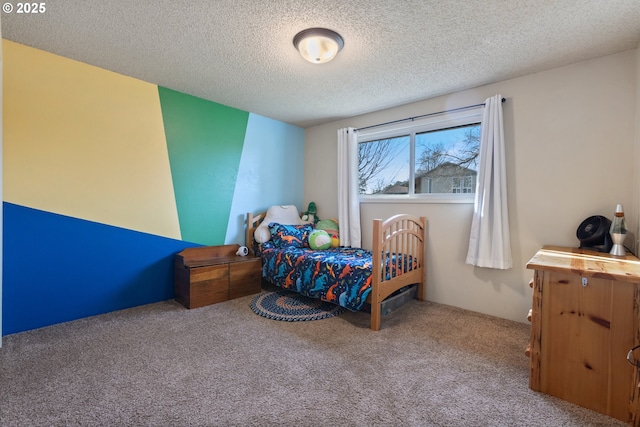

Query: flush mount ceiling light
left=293, top=28, right=344, bottom=64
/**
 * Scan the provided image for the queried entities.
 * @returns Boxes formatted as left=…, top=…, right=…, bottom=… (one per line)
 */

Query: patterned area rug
left=250, top=288, right=344, bottom=322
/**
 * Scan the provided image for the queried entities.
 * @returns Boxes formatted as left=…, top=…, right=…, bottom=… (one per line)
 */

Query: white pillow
left=254, top=205, right=304, bottom=244
left=254, top=226, right=271, bottom=244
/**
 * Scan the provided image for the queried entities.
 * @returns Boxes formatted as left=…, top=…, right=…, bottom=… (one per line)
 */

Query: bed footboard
left=370, top=214, right=427, bottom=331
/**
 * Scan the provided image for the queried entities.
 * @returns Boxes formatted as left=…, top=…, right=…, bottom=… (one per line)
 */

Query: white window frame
left=357, top=106, right=483, bottom=204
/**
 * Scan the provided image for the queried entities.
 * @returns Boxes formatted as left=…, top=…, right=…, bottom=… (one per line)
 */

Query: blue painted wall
left=2, top=203, right=200, bottom=334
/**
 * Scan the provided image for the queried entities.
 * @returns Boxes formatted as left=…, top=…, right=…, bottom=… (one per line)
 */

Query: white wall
left=304, top=50, right=639, bottom=323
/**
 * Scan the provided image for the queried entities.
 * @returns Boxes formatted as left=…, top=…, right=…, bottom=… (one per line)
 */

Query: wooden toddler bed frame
left=246, top=212, right=427, bottom=331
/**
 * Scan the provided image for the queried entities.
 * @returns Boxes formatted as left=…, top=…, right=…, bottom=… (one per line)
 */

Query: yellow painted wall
left=3, top=40, right=181, bottom=239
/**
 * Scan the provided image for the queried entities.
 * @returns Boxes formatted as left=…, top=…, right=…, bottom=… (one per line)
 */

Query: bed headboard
left=247, top=206, right=308, bottom=254
left=246, top=211, right=266, bottom=255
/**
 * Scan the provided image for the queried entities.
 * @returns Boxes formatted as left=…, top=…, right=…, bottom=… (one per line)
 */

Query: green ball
left=309, top=230, right=331, bottom=250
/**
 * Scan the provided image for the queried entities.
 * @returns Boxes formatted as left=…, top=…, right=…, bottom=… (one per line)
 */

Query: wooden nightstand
left=174, top=244, right=262, bottom=309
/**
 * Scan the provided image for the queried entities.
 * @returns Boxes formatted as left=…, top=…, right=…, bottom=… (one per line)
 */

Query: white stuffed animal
left=254, top=205, right=305, bottom=243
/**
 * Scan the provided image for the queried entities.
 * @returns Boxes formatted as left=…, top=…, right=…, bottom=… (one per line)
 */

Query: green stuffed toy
left=316, top=218, right=340, bottom=248
left=301, top=201, right=319, bottom=225
left=309, top=230, right=331, bottom=250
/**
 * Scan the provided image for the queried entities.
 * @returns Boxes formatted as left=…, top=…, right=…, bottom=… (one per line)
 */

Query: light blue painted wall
left=225, top=113, right=305, bottom=245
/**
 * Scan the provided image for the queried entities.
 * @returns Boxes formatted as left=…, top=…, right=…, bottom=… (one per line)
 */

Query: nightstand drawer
left=190, top=264, right=228, bottom=283
left=190, top=265, right=229, bottom=308
left=230, top=258, right=261, bottom=299
left=175, top=264, right=228, bottom=309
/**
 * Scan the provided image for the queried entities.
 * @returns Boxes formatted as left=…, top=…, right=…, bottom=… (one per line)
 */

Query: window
left=358, top=135, right=409, bottom=194
left=357, top=107, right=482, bottom=202
left=451, top=176, right=474, bottom=193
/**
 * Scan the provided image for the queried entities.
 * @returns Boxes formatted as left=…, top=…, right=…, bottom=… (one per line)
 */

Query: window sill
left=359, top=194, right=475, bottom=204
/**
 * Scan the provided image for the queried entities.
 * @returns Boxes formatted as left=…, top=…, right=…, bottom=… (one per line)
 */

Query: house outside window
left=418, top=163, right=477, bottom=194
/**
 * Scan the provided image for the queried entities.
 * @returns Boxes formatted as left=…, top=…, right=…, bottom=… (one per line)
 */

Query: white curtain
left=337, top=127, right=361, bottom=248
left=466, top=95, right=512, bottom=269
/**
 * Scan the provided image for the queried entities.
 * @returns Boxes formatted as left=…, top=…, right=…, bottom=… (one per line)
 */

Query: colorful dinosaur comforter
left=261, top=245, right=415, bottom=311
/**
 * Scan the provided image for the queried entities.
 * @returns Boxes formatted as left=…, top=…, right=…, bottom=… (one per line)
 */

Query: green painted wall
left=158, top=87, right=250, bottom=245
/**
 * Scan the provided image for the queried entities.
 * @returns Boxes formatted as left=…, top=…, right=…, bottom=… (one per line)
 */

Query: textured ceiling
left=3, top=0, right=640, bottom=128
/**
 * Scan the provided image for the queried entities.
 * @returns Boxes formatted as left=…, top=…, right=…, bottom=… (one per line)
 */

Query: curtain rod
left=356, top=97, right=506, bottom=132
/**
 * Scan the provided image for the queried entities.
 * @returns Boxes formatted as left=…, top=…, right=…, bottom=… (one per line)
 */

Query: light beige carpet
left=0, top=293, right=628, bottom=426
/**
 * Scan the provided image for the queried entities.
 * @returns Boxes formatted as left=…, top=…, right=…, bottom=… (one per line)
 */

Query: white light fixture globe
left=293, top=28, right=344, bottom=64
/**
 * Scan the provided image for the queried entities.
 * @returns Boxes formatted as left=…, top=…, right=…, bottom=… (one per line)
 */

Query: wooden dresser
left=174, top=244, right=261, bottom=309
left=527, top=246, right=640, bottom=425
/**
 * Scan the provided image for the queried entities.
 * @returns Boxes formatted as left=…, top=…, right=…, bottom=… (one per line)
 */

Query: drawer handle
left=581, top=277, right=588, bottom=287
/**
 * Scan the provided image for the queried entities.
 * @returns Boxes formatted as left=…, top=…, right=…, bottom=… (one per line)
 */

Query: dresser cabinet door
left=538, top=271, right=636, bottom=420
